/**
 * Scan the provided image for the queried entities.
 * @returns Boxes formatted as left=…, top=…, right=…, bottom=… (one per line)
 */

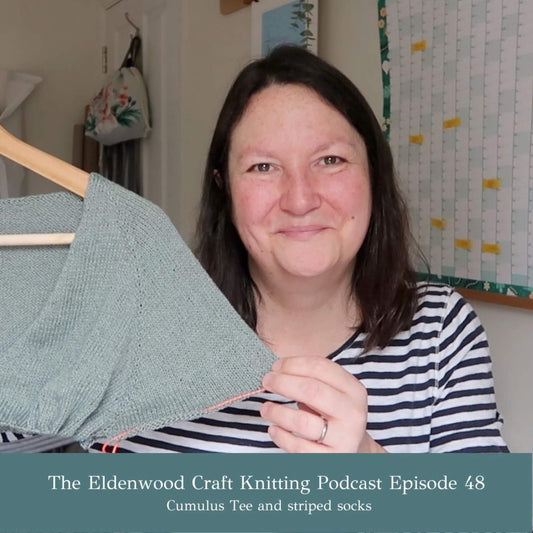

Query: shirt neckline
left=327, top=327, right=362, bottom=360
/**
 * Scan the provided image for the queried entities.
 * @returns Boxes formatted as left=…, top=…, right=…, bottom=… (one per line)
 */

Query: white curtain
left=0, top=70, right=42, bottom=198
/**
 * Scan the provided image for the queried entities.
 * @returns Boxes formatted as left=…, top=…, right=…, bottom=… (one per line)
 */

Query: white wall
left=0, top=0, right=103, bottom=195
left=175, top=0, right=252, bottom=241
left=318, top=0, right=383, bottom=121
left=473, top=301, right=533, bottom=451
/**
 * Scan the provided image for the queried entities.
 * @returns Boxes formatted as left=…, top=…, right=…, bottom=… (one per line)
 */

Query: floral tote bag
left=85, top=36, right=151, bottom=146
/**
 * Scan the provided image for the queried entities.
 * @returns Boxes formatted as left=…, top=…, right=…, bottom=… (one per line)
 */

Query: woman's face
left=228, top=84, right=372, bottom=285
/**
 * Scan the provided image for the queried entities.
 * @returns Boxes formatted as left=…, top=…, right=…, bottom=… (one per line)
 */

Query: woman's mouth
left=278, top=226, right=328, bottom=240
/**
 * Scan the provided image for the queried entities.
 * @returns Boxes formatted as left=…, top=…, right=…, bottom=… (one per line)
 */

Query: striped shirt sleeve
left=429, top=289, right=508, bottom=452
left=0, top=431, right=75, bottom=452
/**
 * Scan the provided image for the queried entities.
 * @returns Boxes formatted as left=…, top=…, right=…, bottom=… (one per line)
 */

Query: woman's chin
left=277, top=256, right=339, bottom=280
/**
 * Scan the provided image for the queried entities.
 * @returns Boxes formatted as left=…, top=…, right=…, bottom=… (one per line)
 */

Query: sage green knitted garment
left=0, top=173, right=276, bottom=447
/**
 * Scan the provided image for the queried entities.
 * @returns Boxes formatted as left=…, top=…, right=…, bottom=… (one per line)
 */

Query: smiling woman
left=88, top=45, right=508, bottom=454
left=229, top=84, right=371, bottom=289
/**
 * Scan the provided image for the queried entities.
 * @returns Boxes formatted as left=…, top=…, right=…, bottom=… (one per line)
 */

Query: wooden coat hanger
left=0, top=124, right=90, bottom=246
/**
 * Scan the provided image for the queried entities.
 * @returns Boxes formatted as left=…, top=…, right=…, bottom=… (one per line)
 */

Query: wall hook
left=125, top=12, right=140, bottom=36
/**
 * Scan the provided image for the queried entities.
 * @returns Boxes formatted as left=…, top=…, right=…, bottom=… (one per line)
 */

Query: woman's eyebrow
left=312, top=140, right=361, bottom=153
left=235, top=149, right=278, bottom=162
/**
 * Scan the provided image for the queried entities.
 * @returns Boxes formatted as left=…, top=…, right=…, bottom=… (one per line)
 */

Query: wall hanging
left=380, top=0, right=533, bottom=309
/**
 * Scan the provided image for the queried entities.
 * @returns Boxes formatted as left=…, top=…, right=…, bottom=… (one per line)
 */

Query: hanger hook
left=125, top=12, right=140, bottom=36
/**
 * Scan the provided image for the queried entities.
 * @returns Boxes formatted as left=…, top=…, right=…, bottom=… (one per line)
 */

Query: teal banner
left=0, top=453, right=530, bottom=532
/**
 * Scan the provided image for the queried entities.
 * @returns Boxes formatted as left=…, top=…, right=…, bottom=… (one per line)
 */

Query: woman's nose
left=279, top=168, right=321, bottom=215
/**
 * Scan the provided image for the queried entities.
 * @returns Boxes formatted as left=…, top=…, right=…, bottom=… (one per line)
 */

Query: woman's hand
left=260, top=357, right=385, bottom=453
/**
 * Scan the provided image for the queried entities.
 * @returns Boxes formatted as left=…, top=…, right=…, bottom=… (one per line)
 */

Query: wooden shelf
left=457, top=287, right=533, bottom=310
left=220, top=0, right=253, bottom=15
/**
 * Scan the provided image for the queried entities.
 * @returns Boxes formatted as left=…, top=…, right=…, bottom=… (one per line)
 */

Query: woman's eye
left=322, top=155, right=343, bottom=165
left=251, top=163, right=273, bottom=172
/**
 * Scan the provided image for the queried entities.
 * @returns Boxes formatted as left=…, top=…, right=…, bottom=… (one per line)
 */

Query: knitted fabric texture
left=0, top=173, right=276, bottom=447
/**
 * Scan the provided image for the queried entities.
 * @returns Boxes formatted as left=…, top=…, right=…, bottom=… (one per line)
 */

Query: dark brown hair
left=195, top=45, right=418, bottom=350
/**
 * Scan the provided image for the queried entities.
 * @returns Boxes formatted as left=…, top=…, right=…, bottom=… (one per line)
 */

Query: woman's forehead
left=230, top=84, right=364, bottom=151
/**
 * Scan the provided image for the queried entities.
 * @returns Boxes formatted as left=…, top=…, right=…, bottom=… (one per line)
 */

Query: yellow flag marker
left=482, top=242, right=501, bottom=254
left=455, top=239, right=472, bottom=250
left=410, top=134, right=424, bottom=144
left=444, top=117, right=461, bottom=128
left=431, top=218, right=446, bottom=229
left=411, top=40, right=427, bottom=51
left=482, top=178, right=501, bottom=189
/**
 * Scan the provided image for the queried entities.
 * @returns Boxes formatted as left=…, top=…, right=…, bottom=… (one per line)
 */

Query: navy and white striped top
left=85, top=283, right=507, bottom=453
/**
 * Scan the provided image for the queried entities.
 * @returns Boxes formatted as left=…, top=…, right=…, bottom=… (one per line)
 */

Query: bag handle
left=121, top=36, right=141, bottom=69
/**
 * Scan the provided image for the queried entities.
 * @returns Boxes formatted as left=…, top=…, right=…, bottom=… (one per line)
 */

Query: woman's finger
left=262, top=370, right=363, bottom=422
left=260, top=401, right=330, bottom=444
left=271, top=356, right=366, bottom=402
left=262, top=371, right=339, bottom=419
left=267, top=424, right=331, bottom=453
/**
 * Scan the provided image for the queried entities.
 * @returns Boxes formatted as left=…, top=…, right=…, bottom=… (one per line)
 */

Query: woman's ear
left=213, top=169, right=223, bottom=189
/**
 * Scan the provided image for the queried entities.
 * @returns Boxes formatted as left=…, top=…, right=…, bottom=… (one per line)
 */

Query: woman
left=2, top=46, right=507, bottom=453
left=89, top=46, right=506, bottom=453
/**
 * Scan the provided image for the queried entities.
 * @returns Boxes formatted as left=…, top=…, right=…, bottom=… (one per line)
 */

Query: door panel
left=104, top=0, right=181, bottom=226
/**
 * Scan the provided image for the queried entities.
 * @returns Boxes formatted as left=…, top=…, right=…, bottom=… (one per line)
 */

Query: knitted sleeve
left=85, top=187, right=276, bottom=447
left=429, top=289, right=508, bottom=452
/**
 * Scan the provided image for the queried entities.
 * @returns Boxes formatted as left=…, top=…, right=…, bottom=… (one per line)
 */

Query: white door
left=103, top=0, right=181, bottom=226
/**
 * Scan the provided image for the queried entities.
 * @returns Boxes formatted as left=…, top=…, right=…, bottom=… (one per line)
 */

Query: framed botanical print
left=251, top=0, right=318, bottom=58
